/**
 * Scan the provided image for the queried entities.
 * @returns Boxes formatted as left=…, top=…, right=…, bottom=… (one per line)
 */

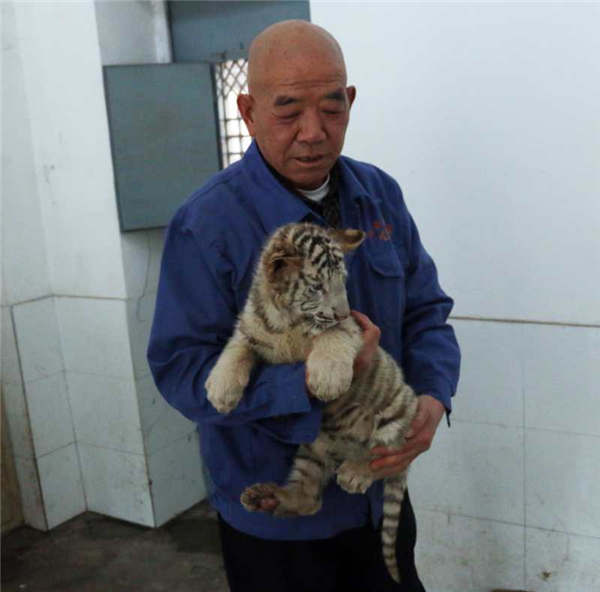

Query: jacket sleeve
left=146, top=212, right=322, bottom=444
left=387, top=184, right=461, bottom=415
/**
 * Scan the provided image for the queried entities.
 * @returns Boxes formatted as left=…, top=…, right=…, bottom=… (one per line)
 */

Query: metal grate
left=215, top=59, right=252, bottom=167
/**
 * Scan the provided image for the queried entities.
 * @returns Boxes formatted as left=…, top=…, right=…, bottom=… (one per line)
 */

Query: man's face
left=238, top=53, right=356, bottom=190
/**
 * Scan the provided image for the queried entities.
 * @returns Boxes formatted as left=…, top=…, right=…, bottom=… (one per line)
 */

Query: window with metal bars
left=214, top=58, right=252, bottom=168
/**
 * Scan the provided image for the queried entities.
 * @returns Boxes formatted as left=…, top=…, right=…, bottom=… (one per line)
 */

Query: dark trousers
left=218, top=492, right=426, bottom=592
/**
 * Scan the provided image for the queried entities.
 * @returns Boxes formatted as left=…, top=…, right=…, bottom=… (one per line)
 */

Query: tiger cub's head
left=259, top=223, right=365, bottom=333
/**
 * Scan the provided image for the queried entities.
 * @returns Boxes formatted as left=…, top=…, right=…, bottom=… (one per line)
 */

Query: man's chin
left=288, top=170, right=331, bottom=190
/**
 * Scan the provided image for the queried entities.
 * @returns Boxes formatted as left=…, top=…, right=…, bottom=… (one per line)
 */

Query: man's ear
left=237, top=94, right=256, bottom=136
left=329, top=228, right=365, bottom=253
left=346, top=86, right=357, bottom=110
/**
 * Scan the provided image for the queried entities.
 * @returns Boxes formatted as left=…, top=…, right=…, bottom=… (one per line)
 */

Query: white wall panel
left=526, top=527, right=600, bottom=592
left=526, top=429, right=600, bottom=538
left=451, top=320, right=524, bottom=427
left=311, top=2, right=600, bottom=324
left=415, top=509, right=525, bottom=592
left=410, top=421, right=524, bottom=525
left=37, top=443, right=85, bottom=529
left=78, top=443, right=153, bottom=527
left=12, top=1, right=127, bottom=299
left=55, top=297, right=134, bottom=379
left=523, top=325, right=600, bottom=436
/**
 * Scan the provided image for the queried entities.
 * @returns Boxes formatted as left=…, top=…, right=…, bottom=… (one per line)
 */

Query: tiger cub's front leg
left=205, top=332, right=256, bottom=414
left=306, top=318, right=363, bottom=401
left=241, top=441, right=333, bottom=517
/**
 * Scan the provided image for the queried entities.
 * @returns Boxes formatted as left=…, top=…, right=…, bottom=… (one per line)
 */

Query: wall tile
left=55, top=296, right=133, bottom=379
left=13, top=1, right=127, bottom=300
left=25, top=372, right=74, bottom=457
left=137, top=374, right=195, bottom=455
left=526, top=429, right=600, bottom=538
left=451, top=320, right=524, bottom=427
left=37, top=443, right=85, bottom=529
left=120, top=229, right=163, bottom=299
left=1, top=307, right=23, bottom=386
left=14, top=455, right=47, bottom=530
left=148, top=431, right=206, bottom=527
left=12, top=297, right=63, bottom=383
left=525, top=527, right=600, bottom=591
left=523, top=325, right=600, bottom=436
left=66, top=372, right=143, bottom=454
left=126, top=292, right=156, bottom=380
left=410, top=421, right=524, bottom=525
left=3, top=381, right=35, bottom=459
left=415, top=509, right=525, bottom=592
left=78, top=443, right=153, bottom=527
left=2, top=8, right=51, bottom=306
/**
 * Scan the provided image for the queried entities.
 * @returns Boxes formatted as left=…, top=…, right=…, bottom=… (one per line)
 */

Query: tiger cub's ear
left=264, top=251, right=303, bottom=283
left=329, top=229, right=366, bottom=253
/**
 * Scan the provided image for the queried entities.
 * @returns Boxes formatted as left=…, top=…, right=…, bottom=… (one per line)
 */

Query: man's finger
left=350, top=309, right=372, bottom=329
left=370, top=450, right=417, bottom=473
left=405, top=408, right=429, bottom=439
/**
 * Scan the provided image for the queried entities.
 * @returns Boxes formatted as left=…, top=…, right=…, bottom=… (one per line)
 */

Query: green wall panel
left=104, top=63, right=220, bottom=231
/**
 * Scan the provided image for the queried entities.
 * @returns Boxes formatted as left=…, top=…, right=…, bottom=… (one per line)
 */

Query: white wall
left=311, top=2, right=600, bottom=590
left=2, top=0, right=204, bottom=530
left=93, top=0, right=206, bottom=526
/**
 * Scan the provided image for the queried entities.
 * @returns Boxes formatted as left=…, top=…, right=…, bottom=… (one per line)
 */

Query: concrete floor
left=1, top=501, right=229, bottom=592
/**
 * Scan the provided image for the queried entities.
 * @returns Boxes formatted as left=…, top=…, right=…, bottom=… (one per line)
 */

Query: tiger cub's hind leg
left=241, top=443, right=333, bottom=517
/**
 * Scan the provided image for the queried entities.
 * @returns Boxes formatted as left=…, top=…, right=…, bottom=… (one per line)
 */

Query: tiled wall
left=311, top=1, right=600, bottom=590
left=3, top=0, right=205, bottom=531
left=410, top=320, right=599, bottom=591
left=3, top=0, right=146, bottom=529
left=95, top=0, right=207, bottom=525
left=121, top=231, right=205, bottom=526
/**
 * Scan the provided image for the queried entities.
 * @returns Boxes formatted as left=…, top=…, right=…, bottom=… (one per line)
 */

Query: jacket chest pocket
left=359, top=240, right=407, bottom=331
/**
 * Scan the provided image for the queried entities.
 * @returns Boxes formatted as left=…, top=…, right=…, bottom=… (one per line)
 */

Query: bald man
left=149, top=20, right=460, bottom=592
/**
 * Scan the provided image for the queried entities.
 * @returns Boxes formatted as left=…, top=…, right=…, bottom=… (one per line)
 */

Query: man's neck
left=296, top=175, right=330, bottom=203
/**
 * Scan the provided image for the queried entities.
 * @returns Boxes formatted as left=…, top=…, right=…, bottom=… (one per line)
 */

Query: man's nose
left=297, top=111, right=327, bottom=143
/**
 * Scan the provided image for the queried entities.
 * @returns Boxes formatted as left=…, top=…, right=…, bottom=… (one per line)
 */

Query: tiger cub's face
left=263, top=224, right=365, bottom=333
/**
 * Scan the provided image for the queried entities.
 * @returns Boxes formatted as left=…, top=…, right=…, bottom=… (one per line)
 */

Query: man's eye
left=279, top=113, right=299, bottom=120
left=323, top=110, right=342, bottom=116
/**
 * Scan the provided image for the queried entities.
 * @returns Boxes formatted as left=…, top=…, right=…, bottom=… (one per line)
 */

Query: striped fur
left=205, top=223, right=417, bottom=583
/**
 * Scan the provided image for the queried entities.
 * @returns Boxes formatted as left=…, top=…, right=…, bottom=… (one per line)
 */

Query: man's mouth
left=296, top=155, right=324, bottom=163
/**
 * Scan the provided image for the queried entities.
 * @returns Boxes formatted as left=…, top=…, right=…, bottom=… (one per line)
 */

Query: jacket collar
left=241, top=141, right=376, bottom=235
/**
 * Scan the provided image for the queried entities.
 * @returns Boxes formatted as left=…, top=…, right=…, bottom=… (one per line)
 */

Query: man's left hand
left=351, top=310, right=381, bottom=375
left=369, top=395, right=445, bottom=478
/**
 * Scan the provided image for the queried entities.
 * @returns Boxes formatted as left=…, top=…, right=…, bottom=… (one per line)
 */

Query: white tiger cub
left=205, top=222, right=418, bottom=583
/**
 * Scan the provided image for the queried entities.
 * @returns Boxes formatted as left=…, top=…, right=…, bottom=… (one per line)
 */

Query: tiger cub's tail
left=381, top=472, right=408, bottom=583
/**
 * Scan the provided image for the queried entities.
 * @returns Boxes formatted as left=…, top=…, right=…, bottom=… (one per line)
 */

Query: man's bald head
left=238, top=21, right=355, bottom=189
left=248, top=20, right=347, bottom=94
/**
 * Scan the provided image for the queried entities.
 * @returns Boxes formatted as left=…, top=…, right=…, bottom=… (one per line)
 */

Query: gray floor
left=1, top=501, right=229, bottom=592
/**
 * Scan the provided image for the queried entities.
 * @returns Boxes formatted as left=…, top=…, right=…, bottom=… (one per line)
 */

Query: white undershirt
left=296, top=175, right=330, bottom=203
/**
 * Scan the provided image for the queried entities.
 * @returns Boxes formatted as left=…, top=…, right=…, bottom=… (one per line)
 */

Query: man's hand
left=351, top=310, right=381, bottom=375
left=370, top=395, right=445, bottom=478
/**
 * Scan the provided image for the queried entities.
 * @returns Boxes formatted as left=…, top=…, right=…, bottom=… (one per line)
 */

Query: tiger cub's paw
left=306, top=355, right=353, bottom=402
left=336, top=470, right=374, bottom=495
left=336, top=461, right=375, bottom=494
left=205, top=366, right=246, bottom=414
left=240, top=482, right=280, bottom=513
left=241, top=482, right=322, bottom=517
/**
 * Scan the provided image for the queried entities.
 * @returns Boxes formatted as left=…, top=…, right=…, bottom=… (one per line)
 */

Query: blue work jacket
left=147, top=141, right=460, bottom=540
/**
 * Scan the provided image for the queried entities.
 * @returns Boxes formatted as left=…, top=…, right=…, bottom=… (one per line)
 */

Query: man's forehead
left=248, top=22, right=347, bottom=95
left=272, top=87, right=347, bottom=106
